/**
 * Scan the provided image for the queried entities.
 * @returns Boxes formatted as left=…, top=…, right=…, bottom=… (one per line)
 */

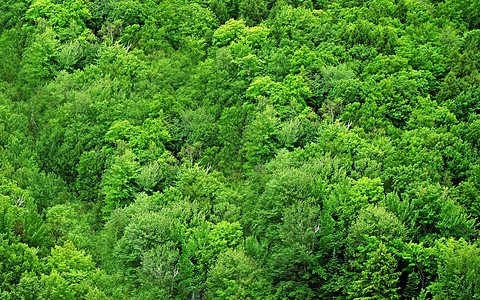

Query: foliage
left=1, top=0, right=480, bottom=298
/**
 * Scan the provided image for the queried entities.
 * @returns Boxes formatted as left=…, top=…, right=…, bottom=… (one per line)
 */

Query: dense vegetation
left=1, top=0, right=480, bottom=298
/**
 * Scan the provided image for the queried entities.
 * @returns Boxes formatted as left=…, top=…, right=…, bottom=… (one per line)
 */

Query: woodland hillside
left=1, top=0, right=480, bottom=298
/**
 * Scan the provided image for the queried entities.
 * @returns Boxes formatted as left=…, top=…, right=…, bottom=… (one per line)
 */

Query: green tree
left=76, top=149, right=105, bottom=202
left=400, top=242, right=437, bottom=298
left=428, top=238, right=480, bottom=299
left=40, top=241, right=110, bottom=299
left=19, top=25, right=59, bottom=98
left=339, top=177, right=385, bottom=226
left=206, top=249, right=270, bottom=299
left=25, top=0, right=92, bottom=40
left=242, top=104, right=280, bottom=170
left=0, top=28, right=24, bottom=85
left=101, top=148, right=140, bottom=218
left=348, top=242, right=400, bottom=300
left=0, top=235, right=41, bottom=295
left=239, top=0, right=267, bottom=26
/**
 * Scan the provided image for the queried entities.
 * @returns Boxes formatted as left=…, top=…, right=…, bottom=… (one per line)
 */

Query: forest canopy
left=1, top=0, right=480, bottom=298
